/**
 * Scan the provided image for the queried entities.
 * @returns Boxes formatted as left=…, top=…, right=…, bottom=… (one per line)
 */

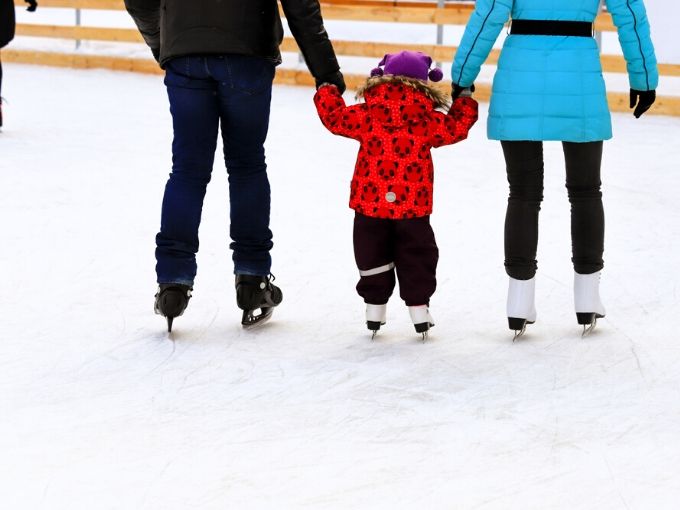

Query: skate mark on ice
left=146, top=335, right=177, bottom=375
left=608, top=321, right=646, bottom=380
left=602, top=453, right=633, bottom=510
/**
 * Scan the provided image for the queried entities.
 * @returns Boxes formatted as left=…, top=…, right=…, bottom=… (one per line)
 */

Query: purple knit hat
left=370, top=50, right=443, bottom=82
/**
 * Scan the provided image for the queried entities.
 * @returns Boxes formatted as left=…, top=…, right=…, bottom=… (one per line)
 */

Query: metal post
left=75, top=9, right=82, bottom=50
left=435, top=0, right=445, bottom=67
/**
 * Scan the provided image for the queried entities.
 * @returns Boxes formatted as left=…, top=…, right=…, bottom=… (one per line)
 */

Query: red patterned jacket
left=314, top=81, right=478, bottom=219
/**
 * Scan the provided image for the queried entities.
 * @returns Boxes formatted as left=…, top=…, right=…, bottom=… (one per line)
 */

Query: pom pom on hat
left=428, top=68, right=444, bottom=82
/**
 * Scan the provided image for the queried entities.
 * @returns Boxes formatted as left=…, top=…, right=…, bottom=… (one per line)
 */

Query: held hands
left=25, top=0, right=38, bottom=12
left=315, top=71, right=346, bottom=95
left=452, top=83, right=475, bottom=100
left=630, top=89, right=656, bottom=118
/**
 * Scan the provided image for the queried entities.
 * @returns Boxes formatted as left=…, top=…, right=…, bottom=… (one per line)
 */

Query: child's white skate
left=366, top=304, right=387, bottom=339
left=408, top=305, right=434, bottom=341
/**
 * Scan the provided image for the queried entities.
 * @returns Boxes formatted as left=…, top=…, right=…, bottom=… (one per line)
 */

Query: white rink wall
left=11, top=2, right=680, bottom=97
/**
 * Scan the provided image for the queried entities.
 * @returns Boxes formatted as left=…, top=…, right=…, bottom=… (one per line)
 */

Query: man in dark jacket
left=1, top=0, right=37, bottom=128
left=124, top=0, right=345, bottom=331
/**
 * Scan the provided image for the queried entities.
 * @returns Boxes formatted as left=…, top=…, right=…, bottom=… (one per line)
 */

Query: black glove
left=630, top=89, right=655, bottom=118
left=25, top=0, right=37, bottom=12
left=316, top=71, right=346, bottom=95
left=151, top=47, right=160, bottom=63
left=452, top=83, right=475, bottom=100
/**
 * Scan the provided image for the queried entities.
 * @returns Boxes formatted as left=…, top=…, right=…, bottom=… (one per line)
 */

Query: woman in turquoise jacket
left=451, top=0, right=658, bottom=337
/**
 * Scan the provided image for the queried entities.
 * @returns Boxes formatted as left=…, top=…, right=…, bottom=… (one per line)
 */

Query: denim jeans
left=157, top=55, right=276, bottom=285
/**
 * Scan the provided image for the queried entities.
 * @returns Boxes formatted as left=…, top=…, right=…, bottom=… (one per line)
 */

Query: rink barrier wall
left=13, top=24, right=680, bottom=79
left=7, top=0, right=680, bottom=116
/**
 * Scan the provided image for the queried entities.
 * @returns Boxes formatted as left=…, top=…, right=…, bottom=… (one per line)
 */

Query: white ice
left=1, top=63, right=680, bottom=509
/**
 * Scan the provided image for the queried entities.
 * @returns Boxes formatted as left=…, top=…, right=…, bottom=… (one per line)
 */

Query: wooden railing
left=6, top=0, right=680, bottom=116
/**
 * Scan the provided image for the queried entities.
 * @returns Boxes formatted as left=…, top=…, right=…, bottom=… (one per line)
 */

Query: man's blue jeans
left=157, top=55, right=276, bottom=286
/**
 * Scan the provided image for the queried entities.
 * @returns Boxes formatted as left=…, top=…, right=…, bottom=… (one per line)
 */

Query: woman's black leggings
left=501, top=141, right=604, bottom=280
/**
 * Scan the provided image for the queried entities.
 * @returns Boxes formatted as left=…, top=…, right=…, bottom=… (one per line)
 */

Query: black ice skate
left=235, top=274, right=282, bottom=328
left=154, top=284, right=192, bottom=332
left=408, top=305, right=434, bottom=341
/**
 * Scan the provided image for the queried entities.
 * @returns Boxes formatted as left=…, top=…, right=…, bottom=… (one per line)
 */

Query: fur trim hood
left=355, top=75, right=450, bottom=110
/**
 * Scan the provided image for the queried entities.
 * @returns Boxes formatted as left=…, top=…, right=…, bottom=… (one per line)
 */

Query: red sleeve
left=313, top=85, right=368, bottom=142
left=428, top=97, right=479, bottom=148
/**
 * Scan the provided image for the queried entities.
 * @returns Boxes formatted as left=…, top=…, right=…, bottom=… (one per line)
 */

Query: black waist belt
left=510, top=20, right=593, bottom=37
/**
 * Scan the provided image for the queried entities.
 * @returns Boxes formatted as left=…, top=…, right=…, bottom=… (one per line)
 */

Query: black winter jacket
left=0, top=0, right=16, bottom=48
left=124, top=0, right=340, bottom=80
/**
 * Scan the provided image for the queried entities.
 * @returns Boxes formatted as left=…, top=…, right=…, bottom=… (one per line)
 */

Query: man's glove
left=630, top=89, right=656, bottom=118
left=452, top=83, right=475, bottom=100
left=25, top=0, right=38, bottom=12
left=316, top=71, right=346, bottom=95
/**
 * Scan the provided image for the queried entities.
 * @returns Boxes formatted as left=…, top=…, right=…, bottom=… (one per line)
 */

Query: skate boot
left=507, top=276, right=537, bottom=340
left=408, top=305, right=434, bottom=341
left=574, top=270, right=606, bottom=336
left=366, top=303, right=387, bottom=339
left=154, top=283, right=192, bottom=332
left=236, top=274, right=283, bottom=328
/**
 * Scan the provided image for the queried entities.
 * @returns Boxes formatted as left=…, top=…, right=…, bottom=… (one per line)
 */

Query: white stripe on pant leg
left=359, top=262, right=395, bottom=277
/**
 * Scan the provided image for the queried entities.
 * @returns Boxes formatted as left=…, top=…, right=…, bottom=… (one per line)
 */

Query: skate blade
left=367, top=321, right=384, bottom=341
left=413, top=322, right=433, bottom=342
left=582, top=317, right=598, bottom=337
left=509, top=317, right=533, bottom=341
left=241, top=308, right=274, bottom=329
left=578, top=313, right=604, bottom=337
left=512, top=325, right=526, bottom=342
left=167, top=316, right=174, bottom=333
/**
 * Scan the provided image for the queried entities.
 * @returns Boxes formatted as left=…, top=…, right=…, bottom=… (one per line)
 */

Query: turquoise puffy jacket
left=451, top=0, right=658, bottom=142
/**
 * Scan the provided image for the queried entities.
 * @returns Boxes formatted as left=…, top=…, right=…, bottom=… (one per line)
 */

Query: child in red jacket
left=314, top=50, right=478, bottom=338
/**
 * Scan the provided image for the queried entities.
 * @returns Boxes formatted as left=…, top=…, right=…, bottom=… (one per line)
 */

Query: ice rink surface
left=1, top=64, right=680, bottom=509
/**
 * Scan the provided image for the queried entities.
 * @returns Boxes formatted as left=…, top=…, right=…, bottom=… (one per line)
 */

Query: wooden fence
left=5, top=0, right=680, bottom=116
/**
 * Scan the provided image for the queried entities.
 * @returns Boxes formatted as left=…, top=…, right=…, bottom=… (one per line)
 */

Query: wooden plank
left=2, top=48, right=161, bottom=73
left=12, top=0, right=615, bottom=30
left=17, top=27, right=673, bottom=79
left=594, top=12, right=615, bottom=32
left=600, top=54, right=680, bottom=77
left=658, top=63, right=680, bottom=77
left=316, top=5, right=439, bottom=24
left=13, top=0, right=123, bottom=9
left=314, top=4, right=615, bottom=30
left=322, top=0, right=472, bottom=8
left=9, top=0, right=614, bottom=31
left=283, top=37, right=680, bottom=77
left=5, top=49, right=678, bottom=116
left=16, top=23, right=143, bottom=42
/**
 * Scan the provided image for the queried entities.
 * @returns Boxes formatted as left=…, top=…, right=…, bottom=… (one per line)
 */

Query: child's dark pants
left=353, top=213, right=439, bottom=306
